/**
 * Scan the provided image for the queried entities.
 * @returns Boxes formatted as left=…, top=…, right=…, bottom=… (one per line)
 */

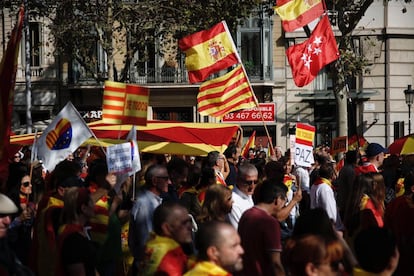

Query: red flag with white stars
left=286, top=15, right=340, bottom=87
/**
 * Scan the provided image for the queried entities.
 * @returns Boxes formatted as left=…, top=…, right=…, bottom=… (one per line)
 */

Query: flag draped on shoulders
left=197, top=65, right=257, bottom=118
left=286, top=15, right=339, bottom=87
left=0, top=6, right=24, bottom=179
left=241, top=130, right=256, bottom=159
left=35, top=102, right=94, bottom=172
left=179, top=21, right=239, bottom=84
left=275, top=0, right=325, bottom=32
left=102, top=81, right=149, bottom=126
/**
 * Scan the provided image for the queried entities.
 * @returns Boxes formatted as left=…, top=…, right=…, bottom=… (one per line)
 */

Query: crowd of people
left=0, top=139, right=413, bottom=276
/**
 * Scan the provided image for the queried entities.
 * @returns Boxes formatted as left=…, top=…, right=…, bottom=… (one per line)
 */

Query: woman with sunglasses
left=8, top=173, right=36, bottom=266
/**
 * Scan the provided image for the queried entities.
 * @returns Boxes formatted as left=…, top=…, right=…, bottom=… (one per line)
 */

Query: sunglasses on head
left=21, top=181, right=31, bottom=187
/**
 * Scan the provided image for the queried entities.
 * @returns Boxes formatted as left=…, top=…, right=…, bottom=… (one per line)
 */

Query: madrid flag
left=275, top=0, right=325, bottom=32
left=35, top=102, right=94, bottom=172
left=179, top=21, right=239, bottom=84
left=286, top=15, right=339, bottom=87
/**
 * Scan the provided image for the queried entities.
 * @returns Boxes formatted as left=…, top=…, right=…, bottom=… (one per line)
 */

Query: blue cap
left=365, top=143, right=388, bottom=158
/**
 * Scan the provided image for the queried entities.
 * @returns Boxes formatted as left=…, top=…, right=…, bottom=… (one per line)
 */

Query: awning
left=10, top=121, right=240, bottom=157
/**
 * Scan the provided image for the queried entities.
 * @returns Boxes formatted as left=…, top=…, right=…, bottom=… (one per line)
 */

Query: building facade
left=1, top=0, right=414, bottom=153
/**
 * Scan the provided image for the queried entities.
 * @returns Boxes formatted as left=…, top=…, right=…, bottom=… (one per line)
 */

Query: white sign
left=294, top=144, right=314, bottom=167
left=107, top=142, right=133, bottom=173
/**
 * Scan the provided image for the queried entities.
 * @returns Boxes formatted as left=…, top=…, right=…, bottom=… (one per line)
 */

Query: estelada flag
left=179, top=21, right=239, bottom=84
left=102, top=81, right=149, bottom=125
left=35, top=102, right=94, bottom=172
left=198, top=65, right=257, bottom=118
left=0, top=6, right=24, bottom=160
left=286, top=15, right=339, bottom=87
left=275, top=0, right=325, bottom=32
left=241, top=130, right=256, bottom=159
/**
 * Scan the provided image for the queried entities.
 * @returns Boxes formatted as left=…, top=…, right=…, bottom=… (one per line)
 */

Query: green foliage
left=1, top=0, right=259, bottom=81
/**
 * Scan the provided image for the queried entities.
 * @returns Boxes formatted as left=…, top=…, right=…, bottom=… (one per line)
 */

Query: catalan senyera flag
left=35, top=102, right=94, bottom=172
left=241, top=130, right=256, bottom=159
left=0, top=6, right=23, bottom=159
left=275, top=0, right=325, bottom=32
left=286, top=15, right=339, bottom=87
left=179, top=21, right=239, bottom=84
left=198, top=65, right=257, bottom=118
left=102, top=81, right=149, bottom=125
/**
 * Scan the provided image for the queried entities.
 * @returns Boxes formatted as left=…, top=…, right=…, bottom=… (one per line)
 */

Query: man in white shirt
left=228, top=163, right=258, bottom=229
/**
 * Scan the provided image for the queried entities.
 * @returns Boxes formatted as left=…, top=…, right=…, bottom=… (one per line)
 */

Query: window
left=152, top=107, right=193, bottom=122
left=29, top=22, right=41, bottom=66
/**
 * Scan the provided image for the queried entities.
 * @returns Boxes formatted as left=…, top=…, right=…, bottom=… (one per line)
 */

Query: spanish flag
left=102, top=81, right=149, bottom=125
left=197, top=65, right=257, bottom=118
left=275, top=0, right=325, bottom=32
left=179, top=21, right=239, bottom=84
left=241, top=130, right=256, bottom=159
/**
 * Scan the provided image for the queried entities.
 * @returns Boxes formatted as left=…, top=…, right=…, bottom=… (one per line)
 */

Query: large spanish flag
left=275, top=0, right=325, bottom=32
left=102, top=81, right=149, bottom=125
left=179, top=21, right=239, bottom=84
left=198, top=65, right=257, bottom=118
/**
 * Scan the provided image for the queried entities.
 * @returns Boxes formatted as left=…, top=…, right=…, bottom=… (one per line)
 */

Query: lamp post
left=404, top=85, right=414, bottom=134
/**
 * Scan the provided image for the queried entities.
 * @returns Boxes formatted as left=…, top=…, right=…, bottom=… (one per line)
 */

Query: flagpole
left=223, top=21, right=275, bottom=154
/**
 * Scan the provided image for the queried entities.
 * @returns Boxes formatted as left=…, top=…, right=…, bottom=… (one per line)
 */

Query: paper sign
left=294, top=123, right=315, bottom=167
left=107, top=142, right=133, bottom=173
left=331, top=136, right=347, bottom=155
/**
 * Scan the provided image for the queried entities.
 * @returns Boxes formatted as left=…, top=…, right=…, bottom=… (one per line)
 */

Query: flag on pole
left=241, top=130, right=256, bottom=159
left=179, top=21, right=239, bottom=84
left=286, top=15, right=339, bottom=87
left=35, top=102, right=94, bottom=172
left=197, top=65, right=257, bottom=118
left=0, top=6, right=24, bottom=182
left=275, top=0, right=325, bottom=32
left=126, top=125, right=141, bottom=175
left=0, top=6, right=24, bottom=158
left=102, top=81, right=149, bottom=126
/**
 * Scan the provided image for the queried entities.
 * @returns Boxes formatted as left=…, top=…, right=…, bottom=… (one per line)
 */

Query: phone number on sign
left=223, top=111, right=274, bottom=122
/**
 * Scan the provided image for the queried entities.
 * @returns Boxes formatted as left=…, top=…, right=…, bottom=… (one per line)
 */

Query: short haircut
left=237, top=163, right=258, bottom=181
left=206, top=151, right=220, bottom=167
left=256, top=179, right=287, bottom=204
left=195, top=221, right=230, bottom=261
left=167, top=157, right=189, bottom=176
left=144, top=164, right=166, bottom=187
left=318, top=163, right=335, bottom=179
left=354, top=227, right=397, bottom=273
left=153, top=201, right=185, bottom=236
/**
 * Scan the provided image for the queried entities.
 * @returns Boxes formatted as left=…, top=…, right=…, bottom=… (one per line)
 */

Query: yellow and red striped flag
left=197, top=65, right=257, bottom=118
left=179, top=21, right=239, bottom=84
left=102, top=81, right=149, bottom=125
left=241, top=130, right=256, bottom=159
left=275, top=0, right=325, bottom=32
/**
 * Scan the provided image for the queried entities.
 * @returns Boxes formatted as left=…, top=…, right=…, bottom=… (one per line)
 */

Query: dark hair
left=224, top=144, right=238, bottom=159
left=153, top=201, right=185, bottom=236
left=256, top=179, right=287, bottom=204
left=264, top=160, right=284, bottom=183
left=167, top=157, right=189, bottom=177
left=205, top=151, right=220, bottom=168
left=293, top=208, right=337, bottom=242
left=318, top=163, right=335, bottom=179
left=345, top=150, right=358, bottom=165
left=354, top=227, right=396, bottom=273
left=403, top=170, right=414, bottom=194
left=195, top=221, right=230, bottom=261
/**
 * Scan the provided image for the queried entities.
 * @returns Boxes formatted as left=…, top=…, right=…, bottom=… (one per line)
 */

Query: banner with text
left=221, top=103, right=275, bottom=123
left=331, top=136, right=347, bottom=155
left=294, top=123, right=315, bottom=167
left=107, top=142, right=133, bottom=174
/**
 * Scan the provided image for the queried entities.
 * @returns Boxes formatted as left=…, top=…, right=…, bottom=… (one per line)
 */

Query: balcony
left=70, top=65, right=273, bottom=85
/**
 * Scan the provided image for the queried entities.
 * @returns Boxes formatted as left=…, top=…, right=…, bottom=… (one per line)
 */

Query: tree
left=2, top=0, right=259, bottom=82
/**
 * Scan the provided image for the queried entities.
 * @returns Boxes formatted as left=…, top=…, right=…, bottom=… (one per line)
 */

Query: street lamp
left=404, top=85, right=414, bottom=134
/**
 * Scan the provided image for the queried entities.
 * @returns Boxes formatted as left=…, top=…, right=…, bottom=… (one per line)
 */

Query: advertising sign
left=222, top=103, right=275, bottom=123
